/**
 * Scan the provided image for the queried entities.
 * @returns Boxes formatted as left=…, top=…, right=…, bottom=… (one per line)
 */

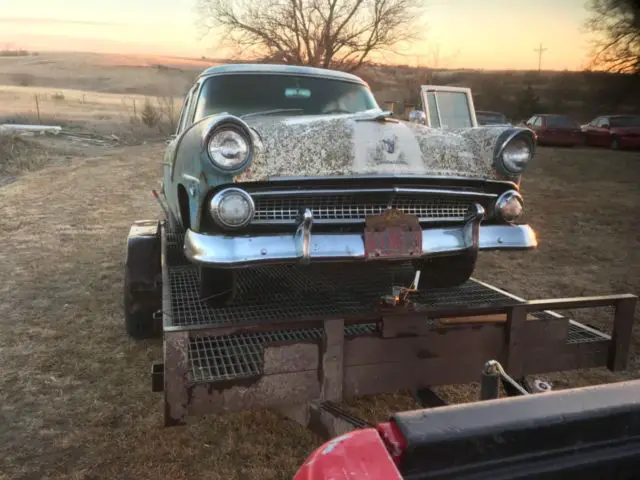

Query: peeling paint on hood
left=237, top=112, right=514, bottom=182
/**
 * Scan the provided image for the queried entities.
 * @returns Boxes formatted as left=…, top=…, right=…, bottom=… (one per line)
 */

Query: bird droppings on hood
left=236, top=113, right=516, bottom=182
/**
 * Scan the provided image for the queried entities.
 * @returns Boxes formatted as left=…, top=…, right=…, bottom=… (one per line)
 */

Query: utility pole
left=534, top=43, right=548, bottom=73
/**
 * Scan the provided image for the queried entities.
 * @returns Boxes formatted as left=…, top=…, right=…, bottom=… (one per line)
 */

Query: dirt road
left=0, top=142, right=638, bottom=479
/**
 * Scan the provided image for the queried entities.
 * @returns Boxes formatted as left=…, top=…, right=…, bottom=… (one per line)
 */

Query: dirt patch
left=0, top=144, right=638, bottom=479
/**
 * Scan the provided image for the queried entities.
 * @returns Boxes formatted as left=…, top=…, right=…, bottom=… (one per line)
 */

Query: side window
left=597, top=117, right=609, bottom=127
left=435, top=91, right=473, bottom=129
left=533, top=117, right=543, bottom=127
left=526, top=116, right=537, bottom=125
left=590, top=117, right=601, bottom=127
left=176, top=91, right=193, bottom=135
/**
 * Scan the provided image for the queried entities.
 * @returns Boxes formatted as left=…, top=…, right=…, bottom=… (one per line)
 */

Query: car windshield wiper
left=240, top=108, right=305, bottom=119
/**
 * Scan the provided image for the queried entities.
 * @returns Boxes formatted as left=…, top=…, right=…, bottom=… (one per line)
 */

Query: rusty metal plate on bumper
left=364, top=209, right=422, bottom=259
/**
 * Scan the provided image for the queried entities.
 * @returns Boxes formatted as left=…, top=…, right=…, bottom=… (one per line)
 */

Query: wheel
left=413, top=254, right=476, bottom=289
left=610, top=136, right=619, bottom=150
left=124, top=278, right=161, bottom=340
left=199, top=266, right=237, bottom=306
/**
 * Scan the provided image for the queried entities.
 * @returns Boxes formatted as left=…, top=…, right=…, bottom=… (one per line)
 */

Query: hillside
left=1, top=51, right=638, bottom=124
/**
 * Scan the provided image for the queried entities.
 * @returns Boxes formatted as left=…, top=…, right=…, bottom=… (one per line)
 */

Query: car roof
left=197, top=63, right=368, bottom=85
left=605, top=114, right=640, bottom=118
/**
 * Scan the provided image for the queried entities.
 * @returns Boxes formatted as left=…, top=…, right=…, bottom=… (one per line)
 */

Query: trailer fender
left=124, top=220, right=162, bottom=339
left=125, top=220, right=162, bottom=288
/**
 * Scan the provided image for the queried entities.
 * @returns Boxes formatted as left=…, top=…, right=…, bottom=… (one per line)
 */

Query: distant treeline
left=0, top=49, right=38, bottom=57
left=361, top=65, right=640, bottom=123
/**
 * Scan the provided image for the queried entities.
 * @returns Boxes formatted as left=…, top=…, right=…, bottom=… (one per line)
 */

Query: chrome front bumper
left=184, top=205, right=538, bottom=268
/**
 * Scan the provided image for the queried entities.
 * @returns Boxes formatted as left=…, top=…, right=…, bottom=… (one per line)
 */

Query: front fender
left=171, top=120, right=237, bottom=232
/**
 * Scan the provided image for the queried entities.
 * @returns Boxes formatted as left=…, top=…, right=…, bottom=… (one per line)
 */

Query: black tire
left=414, top=254, right=476, bottom=289
left=199, top=266, right=237, bottom=306
left=124, top=279, right=161, bottom=340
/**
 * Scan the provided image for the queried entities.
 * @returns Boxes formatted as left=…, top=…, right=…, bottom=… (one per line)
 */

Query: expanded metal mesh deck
left=187, top=321, right=609, bottom=382
left=163, top=227, right=612, bottom=383
left=166, top=263, right=521, bottom=328
left=189, top=324, right=376, bottom=382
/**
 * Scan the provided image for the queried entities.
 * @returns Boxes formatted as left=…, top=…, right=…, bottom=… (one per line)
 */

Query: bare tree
left=585, top=0, right=640, bottom=74
left=196, top=0, right=428, bottom=72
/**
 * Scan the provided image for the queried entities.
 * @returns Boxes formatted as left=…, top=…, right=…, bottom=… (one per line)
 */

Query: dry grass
left=0, top=85, right=182, bottom=141
left=0, top=141, right=638, bottom=479
left=0, top=134, right=54, bottom=177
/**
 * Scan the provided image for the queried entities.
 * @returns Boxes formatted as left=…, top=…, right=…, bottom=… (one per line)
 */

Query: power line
left=534, top=43, right=548, bottom=73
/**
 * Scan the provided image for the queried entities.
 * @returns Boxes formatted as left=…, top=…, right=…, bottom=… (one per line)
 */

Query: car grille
left=250, top=191, right=488, bottom=224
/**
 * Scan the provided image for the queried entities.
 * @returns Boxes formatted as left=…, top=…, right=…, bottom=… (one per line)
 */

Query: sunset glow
left=0, top=0, right=594, bottom=71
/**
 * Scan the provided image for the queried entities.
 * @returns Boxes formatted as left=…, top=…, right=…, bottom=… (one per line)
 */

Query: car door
left=163, top=86, right=196, bottom=218
left=582, top=117, right=600, bottom=145
left=593, top=117, right=613, bottom=147
left=419, top=85, right=478, bottom=129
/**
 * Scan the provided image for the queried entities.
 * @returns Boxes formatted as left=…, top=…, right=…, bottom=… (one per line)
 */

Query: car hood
left=236, top=112, right=516, bottom=182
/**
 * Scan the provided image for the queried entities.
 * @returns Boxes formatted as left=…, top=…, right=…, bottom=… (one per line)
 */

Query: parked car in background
left=524, top=114, right=583, bottom=147
left=581, top=114, right=640, bottom=150
left=477, top=110, right=511, bottom=126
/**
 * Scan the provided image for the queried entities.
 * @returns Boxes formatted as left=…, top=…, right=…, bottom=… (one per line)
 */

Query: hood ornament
left=382, top=138, right=396, bottom=154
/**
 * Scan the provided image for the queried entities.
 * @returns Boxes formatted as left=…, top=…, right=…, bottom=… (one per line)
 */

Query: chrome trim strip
left=250, top=217, right=467, bottom=226
left=183, top=223, right=537, bottom=268
left=249, top=187, right=498, bottom=199
left=265, top=174, right=519, bottom=188
left=181, top=173, right=200, bottom=184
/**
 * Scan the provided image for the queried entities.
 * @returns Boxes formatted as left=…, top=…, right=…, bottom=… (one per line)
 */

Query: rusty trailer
left=127, top=220, right=637, bottom=436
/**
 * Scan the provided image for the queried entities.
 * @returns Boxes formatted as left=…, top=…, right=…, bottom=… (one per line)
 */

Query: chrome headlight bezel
left=203, top=116, right=254, bottom=175
left=494, top=128, right=535, bottom=176
left=209, top=187, right=255, bottom=230
left=494, top=189, right=524, bottom=224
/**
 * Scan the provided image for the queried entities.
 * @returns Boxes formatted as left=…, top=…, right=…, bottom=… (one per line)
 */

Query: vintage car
left=161, top=64, right=538, bottom=305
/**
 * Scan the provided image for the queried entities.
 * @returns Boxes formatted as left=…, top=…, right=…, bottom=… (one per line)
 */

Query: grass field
left=0, top=51, right=639, bottom=479
left=0, top=135, right=637, bottom=479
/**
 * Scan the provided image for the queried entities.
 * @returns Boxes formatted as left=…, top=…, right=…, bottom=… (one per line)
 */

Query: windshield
left=610, top=115, right=640, bottom=127
left=546, top=115, right=578, bottom=128
left=477, top=112, right=507, bottom=125
left=193, top=73, right=379, bottom=120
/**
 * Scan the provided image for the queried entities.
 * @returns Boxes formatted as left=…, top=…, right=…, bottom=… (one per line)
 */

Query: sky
left=0, top=0, right=595, bottom=71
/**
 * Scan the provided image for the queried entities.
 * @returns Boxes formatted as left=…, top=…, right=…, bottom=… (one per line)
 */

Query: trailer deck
left=149, top=223, right=637, bottom=434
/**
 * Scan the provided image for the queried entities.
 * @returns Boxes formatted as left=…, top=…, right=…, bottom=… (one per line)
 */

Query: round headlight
left=207, top=127, right=250, bottom=171
left=500, top=138, right=531, bottom=174
left=209, top=188, right=255, bottom=229
left=495, top=190, right=524, bottom=223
